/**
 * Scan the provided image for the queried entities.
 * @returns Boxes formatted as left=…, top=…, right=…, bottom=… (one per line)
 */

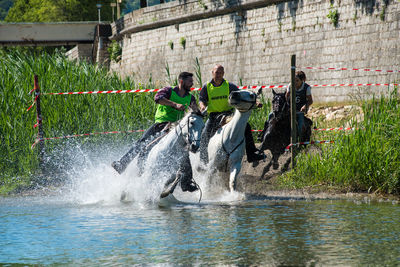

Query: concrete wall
left=109, top=0, right=400, bottom=102
left=0, top=22, right=97, bottom=46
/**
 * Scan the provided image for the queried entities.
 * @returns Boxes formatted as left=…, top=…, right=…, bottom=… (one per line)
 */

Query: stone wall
left=65, top=44, right=93, bottom=63
left=109, top=0, right=400, bottom=102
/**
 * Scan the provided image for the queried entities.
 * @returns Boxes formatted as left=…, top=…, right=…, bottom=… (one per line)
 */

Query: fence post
left=290, top=55, right=297, bottom=168
left=34, top=75, right=45, bottom=173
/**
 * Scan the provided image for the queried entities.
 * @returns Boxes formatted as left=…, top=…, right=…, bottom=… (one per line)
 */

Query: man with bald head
left=199, top=64, right=265, bottom=164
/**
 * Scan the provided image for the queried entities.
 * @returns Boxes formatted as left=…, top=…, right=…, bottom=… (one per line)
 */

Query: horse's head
left=271, top=89, right=288, bottom=117
left=177, top=109, right=205, bottom=153
left=228, top=90, right=257, bottom=112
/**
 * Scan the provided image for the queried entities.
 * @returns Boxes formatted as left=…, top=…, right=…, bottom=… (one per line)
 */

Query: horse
left=259, top=89, right=312, bottom=172
left=136, top=110, right=205, bottom=200
left=206, top=90, right=258, bottom=192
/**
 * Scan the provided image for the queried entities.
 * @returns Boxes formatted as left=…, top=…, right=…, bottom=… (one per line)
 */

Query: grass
left=282, top=87, right=400, bottom=195
left=0, top=48, right=158, bottom=193
left=1, top=49, right=399, bottom=196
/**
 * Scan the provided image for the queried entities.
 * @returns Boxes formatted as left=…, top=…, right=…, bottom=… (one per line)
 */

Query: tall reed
left=283, top=87, right=400, bottom=194
left=0, top=49, right=158, bottom=191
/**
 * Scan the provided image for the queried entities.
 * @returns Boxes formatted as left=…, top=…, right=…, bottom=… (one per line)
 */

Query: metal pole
left=290, top=55, right=297, bottom=168
left=34, top=75, right=45, bottom=172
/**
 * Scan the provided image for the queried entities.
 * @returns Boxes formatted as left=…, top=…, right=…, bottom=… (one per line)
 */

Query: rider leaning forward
left=286, top=71, right=313, bottom=138
left=199, top=64, right=266, bottom=164
left=112, top=72, right=200, bottom=192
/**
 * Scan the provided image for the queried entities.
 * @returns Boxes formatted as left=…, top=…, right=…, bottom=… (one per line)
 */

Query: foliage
left=193, top=57, right=202, bottom=87
left=282, top=88, right=400, bottom=195
left=327, top=4, right=339, bottom=27
left=0, top=49, right=157, bottom=193
left=380, top=5, right=386, bottom=21
left=168, top=40, right=174, bottom=50
left=179, top=37, right=186, bottom=49
left=107, top=40, right=122, bottom=63
left=5, top=0, right=117, bottom=22
left=0, top=0, right=13, bottom=20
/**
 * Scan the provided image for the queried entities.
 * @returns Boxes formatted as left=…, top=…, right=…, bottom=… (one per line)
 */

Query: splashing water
left=54, top=140, right=245, bottom=206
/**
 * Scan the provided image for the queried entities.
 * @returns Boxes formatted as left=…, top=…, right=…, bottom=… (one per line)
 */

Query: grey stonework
left=109, top=0, right=400, bottom=102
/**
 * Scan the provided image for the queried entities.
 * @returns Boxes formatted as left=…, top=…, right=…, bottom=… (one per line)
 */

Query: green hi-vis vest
left=154, top=90, right=191, bottom=123
left=206, top=80, right=232, bottom=113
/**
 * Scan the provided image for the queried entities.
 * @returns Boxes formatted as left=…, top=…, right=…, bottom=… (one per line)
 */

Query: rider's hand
left=300, top=105, right=307, bottom=112
left=174, top=103, right=185, bottom=111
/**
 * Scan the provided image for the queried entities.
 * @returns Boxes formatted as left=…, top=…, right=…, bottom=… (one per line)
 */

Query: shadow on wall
left=276, top=0, right=303, bottom=28
left=354, top=0, right=390, bottom=15
left=209, top=0, right=248, bottom=45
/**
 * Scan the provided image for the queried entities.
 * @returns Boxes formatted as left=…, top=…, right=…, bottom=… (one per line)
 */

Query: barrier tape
left=38, top=83, right=398, bottom=96
left=285, top=140, right=335, bottom=151
left=30, top=129, right=145, bottom=149
left=26, top=94, right=39, bottom=112
left=313, top=127, right=356, bottom=131
left=302, top=66, right=400, bottom=73
left=30, top=127, right=353, bottom=149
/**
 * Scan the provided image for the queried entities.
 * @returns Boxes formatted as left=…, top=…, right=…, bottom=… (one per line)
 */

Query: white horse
left=138, top=110, right=205, bottom=199
left=207, top=90, right=257, bottom=192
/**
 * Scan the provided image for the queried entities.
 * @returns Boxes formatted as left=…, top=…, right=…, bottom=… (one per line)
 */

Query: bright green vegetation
left=1, top=49, right=399, bottom=196
left=5, top=0, right=116, bottom=22
left=0, top=49, right=158, bottom=193
left=0, top=49, right=269, bottom=194
left=283, top=89, right=400, bottom=195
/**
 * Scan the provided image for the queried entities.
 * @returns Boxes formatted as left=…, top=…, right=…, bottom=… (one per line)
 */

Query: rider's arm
left=199, top=83, right=208, bottom=112
left=155, top=87, right=185, bottom=111
left=158, top=98, right=186, bottom=111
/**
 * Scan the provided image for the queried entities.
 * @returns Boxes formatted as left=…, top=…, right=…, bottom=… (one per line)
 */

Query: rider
left=259, top=71, right=313, bottom=141
left=285, top=71, right=313, bottom=139
left=112, top=72, right=199, bottom=183
left=198, top=64, right=266, bottom=164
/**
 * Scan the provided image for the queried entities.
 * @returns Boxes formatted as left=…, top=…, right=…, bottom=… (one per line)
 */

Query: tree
left=0, top=0, right=13, bottom=21
left=5, top=0, right=118, bottom=22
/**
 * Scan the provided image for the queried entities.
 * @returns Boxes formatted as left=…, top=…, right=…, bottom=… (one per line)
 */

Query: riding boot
left=245, top=123, right=266, bottom=163
left=179, top=153, right=198, bottom=192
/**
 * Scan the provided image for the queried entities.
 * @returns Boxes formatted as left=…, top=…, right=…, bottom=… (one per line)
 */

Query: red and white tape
left=38, top=83, right=398, bottom=96
left=31, top=129, right=145, bottom=149
left=285, top=140, right=335, bottom=151
left=31, top=127, right=353, bottom=149
left=302, top=66, right=400, bottom=73
left=313, top=127, right=356, bottom=131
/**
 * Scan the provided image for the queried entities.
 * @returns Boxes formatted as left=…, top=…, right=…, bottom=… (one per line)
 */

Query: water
left=1, top=145, right=399, bottom=266
left=1, top=194, right=400, bottom=266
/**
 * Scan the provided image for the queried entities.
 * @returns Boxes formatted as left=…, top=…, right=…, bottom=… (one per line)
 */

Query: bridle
left=174, top=113, right=203, bottom=147
left=272, top=95, right=289, bottom=121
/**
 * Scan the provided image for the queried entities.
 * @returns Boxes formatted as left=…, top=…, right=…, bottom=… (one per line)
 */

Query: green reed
left=0, top=49, right=158, bottom=191
left=283, top=87, right=400, bottom=195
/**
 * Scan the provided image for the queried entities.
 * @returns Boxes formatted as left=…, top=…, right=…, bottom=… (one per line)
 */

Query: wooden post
left=290, top=55, right=297, bottom=168
left=34, top=75, right=45, bottom=172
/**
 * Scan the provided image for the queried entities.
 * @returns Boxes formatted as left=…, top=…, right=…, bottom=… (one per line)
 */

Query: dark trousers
left=199, top=112, right=258, bottom=163
left=118, top=122, right=169, bottom=167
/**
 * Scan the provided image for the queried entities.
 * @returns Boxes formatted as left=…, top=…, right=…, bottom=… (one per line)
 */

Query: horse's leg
left=229, top=161, right=242, bottom=192
left=272, top=152, right=280, bottom=170
left=160, top=173, right=180, bottom=198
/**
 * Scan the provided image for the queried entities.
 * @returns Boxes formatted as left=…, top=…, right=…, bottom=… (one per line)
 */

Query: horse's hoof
left=160, top=176, right=180, bottom=198
left=272, top=162, right=279, bottom=170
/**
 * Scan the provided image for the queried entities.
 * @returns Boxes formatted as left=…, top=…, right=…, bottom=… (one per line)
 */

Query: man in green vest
left=199, top=64, right=266, bottom=164
left=112, top=72, right=198, bottom=175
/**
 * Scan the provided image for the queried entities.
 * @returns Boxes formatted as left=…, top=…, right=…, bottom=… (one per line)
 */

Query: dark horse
left=258, top=90, right=312, bottom=172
